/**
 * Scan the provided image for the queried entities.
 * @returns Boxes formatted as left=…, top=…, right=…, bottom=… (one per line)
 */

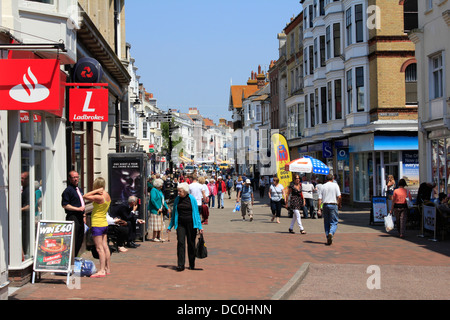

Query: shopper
left=301, top=175, right=316, bottom=218
left=83, top=177, right=111, bottom=277
left=390, top=179, right=410, bottom=238
left=167, top=183, right=203, bottom=271
left=215, top=176, right=226, bottom=209
left=269, top=177, right=285, bottom=223
left=148, top=178, right=170, bottom=242
left=286, top=174, right=306, bottom=234
left=318, top=173, right=342, bottom=245
left=237, top=179, right=254, bottom=221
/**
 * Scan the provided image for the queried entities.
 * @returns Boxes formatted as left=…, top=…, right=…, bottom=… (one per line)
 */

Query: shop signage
left=69, top=88, right=108, bottom=122
left=0, top=59, right=60, bottom=110
left=32, top=220, right=74, bottom=285
left=20, top=112, right=42, bottom=123
left=73, top=57, right=103, bottom=83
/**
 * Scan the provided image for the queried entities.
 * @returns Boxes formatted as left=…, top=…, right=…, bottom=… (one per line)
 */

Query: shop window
left=354, top=153, right=370, bottom=202
left=21, top=149, right=31, bottom=261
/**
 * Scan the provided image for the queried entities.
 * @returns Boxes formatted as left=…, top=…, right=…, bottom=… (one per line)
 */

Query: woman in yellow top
left=84, top=177, right=111, bottom=278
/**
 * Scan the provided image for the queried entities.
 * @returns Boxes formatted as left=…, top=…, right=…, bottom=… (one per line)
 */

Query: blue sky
left=125, top=0, right=302, bottom=123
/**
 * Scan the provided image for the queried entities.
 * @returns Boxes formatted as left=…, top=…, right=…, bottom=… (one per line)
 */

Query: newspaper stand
left=32, top=220, right=75, bottom=286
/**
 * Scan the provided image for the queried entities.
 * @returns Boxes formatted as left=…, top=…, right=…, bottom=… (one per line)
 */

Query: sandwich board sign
left=32, top=220, right=74, bottom=285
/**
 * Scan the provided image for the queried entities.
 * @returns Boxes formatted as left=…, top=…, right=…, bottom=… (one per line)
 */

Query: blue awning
left=374, top=134, right=418, bottom=151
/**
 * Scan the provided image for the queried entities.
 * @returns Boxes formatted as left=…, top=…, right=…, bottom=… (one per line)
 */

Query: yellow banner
left=271, top=133, right=292, bottom=189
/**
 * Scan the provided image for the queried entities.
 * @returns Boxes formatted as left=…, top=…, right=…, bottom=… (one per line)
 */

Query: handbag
left=384, top=214, right=394, bottom=232
left=195, top=234, right=208, bottom=259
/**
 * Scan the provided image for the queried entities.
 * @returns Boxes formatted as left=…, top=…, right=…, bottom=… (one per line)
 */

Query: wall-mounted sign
left=73, top=57, right=103, bottom=83
left=0, top=59, right=60, bottom=110
left=69, top=88, right=108, bottom=122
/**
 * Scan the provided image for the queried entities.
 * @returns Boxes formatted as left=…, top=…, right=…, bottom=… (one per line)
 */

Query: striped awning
left=179, top=156, right=193, bottom=163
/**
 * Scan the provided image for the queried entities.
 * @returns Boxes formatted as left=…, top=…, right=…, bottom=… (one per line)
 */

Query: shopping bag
left=74, top=258, right=97, bottom=277
left=233, top=202, right=241, bottom=212
left=195, top=234, right=208, bottom=259
left=384, top=214, right=394, bottom=232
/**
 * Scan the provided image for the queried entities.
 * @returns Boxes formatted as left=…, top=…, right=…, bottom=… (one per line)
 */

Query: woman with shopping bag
left=390, top=179, right=411, bottom=238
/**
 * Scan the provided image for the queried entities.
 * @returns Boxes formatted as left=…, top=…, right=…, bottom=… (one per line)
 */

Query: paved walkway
left=9, top=193, right=450, bottom=300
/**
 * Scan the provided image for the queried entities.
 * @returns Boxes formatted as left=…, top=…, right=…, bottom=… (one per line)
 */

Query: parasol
left=284, top=156, right=330, bottom=175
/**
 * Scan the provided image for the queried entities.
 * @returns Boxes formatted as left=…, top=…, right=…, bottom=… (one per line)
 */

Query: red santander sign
left=0, top=59, right=60, bottom=110
left=69, top=88, right=108, bottom=122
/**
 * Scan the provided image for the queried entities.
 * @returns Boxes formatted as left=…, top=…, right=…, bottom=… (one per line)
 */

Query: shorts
left=91, top=226, right=108, bottom=237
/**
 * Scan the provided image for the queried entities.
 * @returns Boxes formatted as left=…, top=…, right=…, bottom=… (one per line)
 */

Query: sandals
left=300, top=230, right=307, bottom=234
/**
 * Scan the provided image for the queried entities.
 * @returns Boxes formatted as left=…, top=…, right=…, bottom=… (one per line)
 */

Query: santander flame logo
left=9, top=67, right=50, bottom=103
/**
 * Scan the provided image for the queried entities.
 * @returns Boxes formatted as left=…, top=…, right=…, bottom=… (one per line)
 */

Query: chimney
left=256, top=65, right=266, bottom=89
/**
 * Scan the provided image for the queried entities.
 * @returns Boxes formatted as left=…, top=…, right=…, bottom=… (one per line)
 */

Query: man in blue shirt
left=237, top=179, right=254, bottom=221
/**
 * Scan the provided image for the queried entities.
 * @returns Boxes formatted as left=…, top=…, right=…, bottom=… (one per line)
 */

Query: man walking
left=215, top=176, right=226, bottom=209
left=301, top=175, right=316, bottom=218
left=237, top=179, right=254, bottom=221
left=61, top=171, right=86, bottom=257
left=318, top=173, right=341, bottom=245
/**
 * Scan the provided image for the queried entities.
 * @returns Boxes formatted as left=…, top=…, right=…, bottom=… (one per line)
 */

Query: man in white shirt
left=189, top=175, right=205, bottom=210
left=318, top=173, right=342, bottom=245
left=301, top=175, right=316, bottom=218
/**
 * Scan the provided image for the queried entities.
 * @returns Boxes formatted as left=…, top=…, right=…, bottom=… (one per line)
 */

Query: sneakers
left=327, top=233, right=333, bottom=245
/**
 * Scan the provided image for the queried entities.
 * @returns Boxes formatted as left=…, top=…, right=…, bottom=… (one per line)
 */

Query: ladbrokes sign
left=69, top=88, right=108, bottom=122
left=0, top=59, right=60, bottom=110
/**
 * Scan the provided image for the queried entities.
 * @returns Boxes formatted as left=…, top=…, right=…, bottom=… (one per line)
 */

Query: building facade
left=296, top=0, right=418, bottom=204
left=0, top=0, right=131, bottom=290
left=0, top=0, right=79, bottom=292
left=410, top=0, right=450, bottom=195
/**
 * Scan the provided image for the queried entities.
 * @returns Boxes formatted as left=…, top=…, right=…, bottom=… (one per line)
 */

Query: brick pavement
left=8, top=193, right=450, bottom=300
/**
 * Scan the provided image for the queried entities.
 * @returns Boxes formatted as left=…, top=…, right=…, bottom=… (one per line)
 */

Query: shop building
left=295, top=0, right=419, bottom=204
left=0, top=0, right=130, bottom=291
left=409, top=0, right=450, bottom=195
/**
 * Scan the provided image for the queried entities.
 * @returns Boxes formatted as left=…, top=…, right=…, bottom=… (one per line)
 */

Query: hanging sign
left=69, top=88, right=109, bottom=122
left=0, top=59, right=61, bottom=110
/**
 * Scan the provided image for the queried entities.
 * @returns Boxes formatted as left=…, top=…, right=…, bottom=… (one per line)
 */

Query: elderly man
left=111, top=196, right=145, bottom=248
left=237, top=179, right=254, bottom=221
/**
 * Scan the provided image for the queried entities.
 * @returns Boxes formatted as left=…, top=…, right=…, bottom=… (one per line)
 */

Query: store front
left=0, top=54, right=69, bottom=286
left=349, top=132, right=419, bottom=203
left=298, top=132, right=419, bottom=205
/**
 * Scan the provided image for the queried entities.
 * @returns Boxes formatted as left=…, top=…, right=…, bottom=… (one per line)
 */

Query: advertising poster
left=33, top=221, right=74, bottom=272
left=271, top=133, right=292, bottom=189
left=372, top=197, right=388, bottom=223
left=423, top=205, right=436, bottom=232
left=402, top=151, right=419, bottom=193
left=109, top=156, right=143, bottom=206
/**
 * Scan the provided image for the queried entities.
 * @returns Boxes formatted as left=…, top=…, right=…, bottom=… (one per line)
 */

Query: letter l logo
left=82, top=91, right=95, bottom=112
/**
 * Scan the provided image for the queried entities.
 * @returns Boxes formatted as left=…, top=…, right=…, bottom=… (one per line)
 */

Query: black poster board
left=32, top=220, right=74, bottom=285
left=108, top=153, right=148, bottom=240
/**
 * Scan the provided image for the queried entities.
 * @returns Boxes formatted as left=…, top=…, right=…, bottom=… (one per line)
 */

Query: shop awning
left=179, top=156, right=193, bottom=163
left=349, top=132, right=418, bottom=152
